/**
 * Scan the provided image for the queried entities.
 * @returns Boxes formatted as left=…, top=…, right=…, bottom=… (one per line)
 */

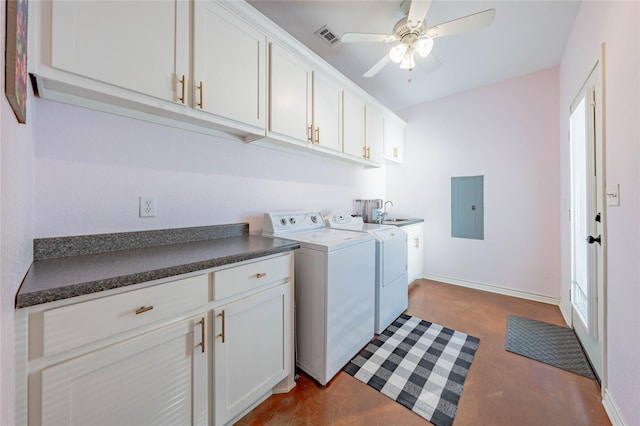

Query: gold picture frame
left=5, top=0, right=28, bottom=124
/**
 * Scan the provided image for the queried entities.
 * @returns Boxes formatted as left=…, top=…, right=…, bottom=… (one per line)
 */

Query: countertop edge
left=381, top=218, right=424, bottom=227
left=16, top=240, right=300, bottom=309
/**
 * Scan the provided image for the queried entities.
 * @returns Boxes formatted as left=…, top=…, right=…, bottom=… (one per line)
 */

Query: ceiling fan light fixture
left=415, top=37, right=434, bottom=57
left=400, top=51, right=416, bottom=69
left=389, top=44, right=408, bottom=63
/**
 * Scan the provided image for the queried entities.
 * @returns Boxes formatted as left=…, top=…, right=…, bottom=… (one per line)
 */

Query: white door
left=269, top=43, right=312, bottom=143
left=312, top=73, right=342, bottom=151
left=50, top=0, right=189, bottom=102
left=213, top=284, right=291, bottom=426
left=342, top=91, right=365, bottom=158
left=569, top=57, right=604, bottom=380
left=193, top=1, right=266, bottom=129
left=365, top=104, right=384, bottom=163
left=40, top=315, right=208, bottom=426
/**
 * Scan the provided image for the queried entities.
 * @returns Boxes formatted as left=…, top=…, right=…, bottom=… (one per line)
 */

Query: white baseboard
left=422, top=274, right=560, bottom=306
left=559, top=299, right=572, bottom=326
left=602, top=388, right=626, bottom=426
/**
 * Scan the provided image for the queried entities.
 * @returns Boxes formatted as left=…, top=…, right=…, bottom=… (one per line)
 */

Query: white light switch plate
left=606, top=184, right=620, bottom=207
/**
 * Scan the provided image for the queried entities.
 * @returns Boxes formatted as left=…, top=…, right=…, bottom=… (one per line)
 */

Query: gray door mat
left=505, top=315, right=596, bottom=379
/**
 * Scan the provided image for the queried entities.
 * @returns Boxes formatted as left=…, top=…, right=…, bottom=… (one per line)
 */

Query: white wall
left=33, top=99, right=386, bottom=237
left=0, top=3, right=36, bottom=425
left=387, top=67, right=561, bottom=300
left=559, top=1, right=640, bottom=424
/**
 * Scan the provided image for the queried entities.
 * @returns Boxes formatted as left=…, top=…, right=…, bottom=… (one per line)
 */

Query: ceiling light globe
left=400, top=52, right=416, bottom=70
left=415, top=38, right=434, bottom=58
left=389, top=44, right=407, bottom=63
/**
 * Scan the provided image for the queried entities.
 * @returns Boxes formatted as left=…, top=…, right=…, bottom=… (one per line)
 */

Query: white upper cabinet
left=365, top=104, right=384, bottom=164
left=342, top=91, right=365, bottom=158
left=312, top=73, right=342, bottom=152
left=31, top=0, right=404, bottom=166
left=268, top=44, right=341, bottom=152
left=383, top=113, right=406, bottom=163
left=342, top=93, right=382, bottom=165
left=193, top=1, right=266, bottom=134
left=268, top=43, right=312, bottom=144
left=49, top=0, right=189, bottom=103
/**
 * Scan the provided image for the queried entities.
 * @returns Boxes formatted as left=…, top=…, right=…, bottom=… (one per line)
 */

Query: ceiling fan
left=341, top=0, right=496, bottom=77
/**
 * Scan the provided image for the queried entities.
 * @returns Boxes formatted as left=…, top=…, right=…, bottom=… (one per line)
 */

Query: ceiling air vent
left=314, top=25, right=340, bottom=46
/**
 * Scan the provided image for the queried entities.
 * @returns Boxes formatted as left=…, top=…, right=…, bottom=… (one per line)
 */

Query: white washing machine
left=263, top=211, right=376, bottom=386
left=325, top=213, right=408, bottom=334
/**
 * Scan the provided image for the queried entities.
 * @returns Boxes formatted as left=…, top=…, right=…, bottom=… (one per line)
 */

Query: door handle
left=587, top=235, right=601, bottom=245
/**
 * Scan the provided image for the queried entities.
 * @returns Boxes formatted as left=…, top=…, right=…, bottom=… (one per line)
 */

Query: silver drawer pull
left=135, top=305, right=154, bottom=315
left=256, top=272, right=267, bottom=278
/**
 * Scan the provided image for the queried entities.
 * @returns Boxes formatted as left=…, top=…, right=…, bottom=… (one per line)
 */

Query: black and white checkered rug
left=344, top=314, right=480, bottom=426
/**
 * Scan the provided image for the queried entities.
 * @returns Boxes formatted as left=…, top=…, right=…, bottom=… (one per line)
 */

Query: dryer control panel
left=263, top=211, right=325, bottom=235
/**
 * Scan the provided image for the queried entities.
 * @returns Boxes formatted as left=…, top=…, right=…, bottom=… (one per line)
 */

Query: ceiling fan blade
left=407, top=0, right=432, bottom=29
left=341, top=32, right=398, bottom=43
left=363, top=54, right=391, bottom=78
left=426, top=9, right=496, bottom=39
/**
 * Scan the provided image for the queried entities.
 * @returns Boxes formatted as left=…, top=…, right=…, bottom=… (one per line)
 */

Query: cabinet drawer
left=40, top=274, right=208, bottom=357
left=213, top=253, right=292, bottom=300
left=402, top=223, right=424, bottom=239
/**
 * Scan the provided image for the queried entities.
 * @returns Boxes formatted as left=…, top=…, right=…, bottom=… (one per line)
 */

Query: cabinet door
left=342, top=91, right=365, bottom=158
left=269, top=43, right=312, bottom=143
left=214, top=284, right=292, bottom=426
left=39, top=315, right=208, bottom=426
left=365, top=105, right=384, bottom=163
left=405, top=224, right=424, bottom=285
left=312, top=73, right=342, bottom=151
left=383, top=115, right=405, bottom=162
left=193, top=1, right=266, bottom=131
left=50, top=0, right=189, bottom=103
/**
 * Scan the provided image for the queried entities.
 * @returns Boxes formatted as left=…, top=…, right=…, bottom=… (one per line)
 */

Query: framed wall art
left=5, top=0, right=28, bottom=124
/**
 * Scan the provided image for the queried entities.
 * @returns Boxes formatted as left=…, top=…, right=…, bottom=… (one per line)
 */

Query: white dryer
left=263, top=211, right=375, bottom=385
left=325, top=213, right=408, bottom=334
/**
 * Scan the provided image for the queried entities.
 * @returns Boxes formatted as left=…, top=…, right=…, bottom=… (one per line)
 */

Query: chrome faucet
left=382, top=201, right=394, bottom=219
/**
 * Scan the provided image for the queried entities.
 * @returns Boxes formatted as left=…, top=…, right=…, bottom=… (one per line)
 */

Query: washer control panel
left=325, top=212, right=364, bottom=227
left=263, top=211, right=325, bottom=235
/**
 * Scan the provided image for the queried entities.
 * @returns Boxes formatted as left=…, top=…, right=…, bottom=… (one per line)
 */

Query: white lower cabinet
left=213, top=283, right=292, bottom=425
left=403, top=223, right=424, bottom=285
left=40, top=314, right=208, bottom=426
left=16, top=252, right=296, bottom=426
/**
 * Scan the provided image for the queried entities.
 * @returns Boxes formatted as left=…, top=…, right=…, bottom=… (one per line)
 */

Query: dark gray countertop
left=16, top=225, right=299, bottom=309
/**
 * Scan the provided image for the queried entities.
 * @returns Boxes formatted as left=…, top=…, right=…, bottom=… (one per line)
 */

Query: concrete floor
left=236, top=279, right=611, bottom=425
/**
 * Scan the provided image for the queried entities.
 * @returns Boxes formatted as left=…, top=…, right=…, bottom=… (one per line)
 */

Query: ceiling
left=248, top=0, right=581, bottom=112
